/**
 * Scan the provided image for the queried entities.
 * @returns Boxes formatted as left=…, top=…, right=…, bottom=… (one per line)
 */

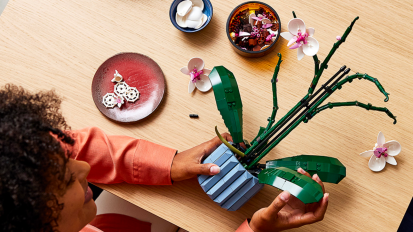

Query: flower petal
left=195, top=74, right=212, bottom=92
left=302, top=37, right=319, bottom=56
left=368, top=155, right=386, bottom=172
left=307, top=27, right=315, bottom=37
left=287, top=36, right=298, bottom=46
left=181, top=66, right=190, bottom=75
left=377, top=131, right=385, bottom=146
left=188, top=80, right=195, bottom=93
left=297, top=46, right=305, bottom=60
left=203, top=68, right=211, bottom=76
left=288, top=18, right=306, bottom=36
left=383, top=140, right=401, bottom=156
left=188, top=58, right=205, bottom=71
left=280, top=32, right=294, bottom=41
left=239, top=31, right=251, bottom=36
left=289, top=42, right=302, bottom=49
left=386, top=156, right=397, bottom=165
left=360, top=150, right=374, bottom=157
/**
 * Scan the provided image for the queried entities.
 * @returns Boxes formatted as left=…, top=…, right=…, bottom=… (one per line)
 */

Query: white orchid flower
left=280, top=18, right=319, bottom=61
left=360, top=132, right=401, bottom=172
left=180, top=57, right=212, bottom=93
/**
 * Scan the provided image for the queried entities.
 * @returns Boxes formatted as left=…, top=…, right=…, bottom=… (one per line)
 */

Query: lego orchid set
left=197, top=13, right=397, bottom=211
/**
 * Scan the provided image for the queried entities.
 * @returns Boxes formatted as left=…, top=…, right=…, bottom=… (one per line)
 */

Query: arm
left=68, top=127, right=177, bottom=185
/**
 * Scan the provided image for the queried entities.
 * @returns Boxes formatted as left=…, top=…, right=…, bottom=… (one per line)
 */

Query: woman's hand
left=249, top=168, right=329, bottom=232
left=171, top=133, right=233, bottom=182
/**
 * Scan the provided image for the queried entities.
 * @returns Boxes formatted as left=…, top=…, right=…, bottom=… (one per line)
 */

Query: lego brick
left=207, top=143, right=229, bottom=163
left=198, top=144, right=230, bottom=185
left=228, top=182, right=264, bottom=211
left=209, top=66, right=243, bottom=144
left=258, top=167, right=323, bottom=204
left=200, top=156, right=238, bottom=192
left=266, top=155, right=346, bottom=184
left=222, top=177, right=262, bottom=210
left=228, top=196, right=250, bottom=211
left=214, top=150, right=233, bottom=167
left=207, top=164, right=245, bottom=199
left=214, top=172, right=252, bottom=205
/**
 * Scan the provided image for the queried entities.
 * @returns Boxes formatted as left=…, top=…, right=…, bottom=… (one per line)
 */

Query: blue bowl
left=169, top=0, right=213, bottom=33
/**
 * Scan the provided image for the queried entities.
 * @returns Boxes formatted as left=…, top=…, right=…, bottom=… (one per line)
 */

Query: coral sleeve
left=66, top=127, right=177, bottom=185
left=236, top=219, right=254, bottom=232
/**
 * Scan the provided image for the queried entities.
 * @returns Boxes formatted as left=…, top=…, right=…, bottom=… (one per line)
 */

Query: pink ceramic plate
left=92, top=53, right=165, bottom=123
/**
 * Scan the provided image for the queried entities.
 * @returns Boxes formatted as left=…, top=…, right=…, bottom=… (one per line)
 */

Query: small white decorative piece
left=102, top=71, right=140, bottom=108
left=360, top=131, right=401, bottom=172
left=112, top=70, right=123, bottom=82
left=177, top=0, right=193, bottom=16
left=102, top=93, right=117, bottom=108
left=180, top=57, right=212, bottom=93
left=114, top=82, right=130, bottom=97
left=125, top=87, right=140, bottom=102
left=190, top=0, right=204, bottom=10
left=280, top=18, right=319, bottom=60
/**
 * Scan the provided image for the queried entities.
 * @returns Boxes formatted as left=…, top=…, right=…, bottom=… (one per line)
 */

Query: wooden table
left=1, top=0, right=412, bottom=231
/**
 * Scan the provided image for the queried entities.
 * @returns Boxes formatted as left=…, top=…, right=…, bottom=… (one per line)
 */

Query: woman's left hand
left=171, top=133, right=233, bottom=181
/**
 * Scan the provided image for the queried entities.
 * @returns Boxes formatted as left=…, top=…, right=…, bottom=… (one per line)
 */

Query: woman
left=0, top=84, right=328, bottom=232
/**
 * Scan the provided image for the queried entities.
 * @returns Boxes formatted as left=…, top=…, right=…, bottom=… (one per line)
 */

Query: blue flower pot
left=198, top=144, right=264, bottom=211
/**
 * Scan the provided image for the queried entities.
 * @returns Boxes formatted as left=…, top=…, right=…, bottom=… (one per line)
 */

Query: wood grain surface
left=1, top=0, right=412, bottom=231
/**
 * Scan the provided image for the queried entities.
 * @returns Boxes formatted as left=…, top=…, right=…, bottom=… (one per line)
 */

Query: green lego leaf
left=266, top=155, right=346, bottom=184
left=209, top=66, right=243, bottom=144
left=258, top=167, right=324, bottom=204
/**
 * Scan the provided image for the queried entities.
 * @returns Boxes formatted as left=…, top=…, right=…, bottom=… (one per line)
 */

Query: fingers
left=264, top=191, right=290, bottom=220
left=299, top=193, right=329, bottom=225
left=191, top=163, right=221, bottom=176
left=297, top=168, right=311, bottom=178
left=202, top=133, right=234, bottom=157
left=312, top=173, right=326, bottom=193
left=297, top=168, right=326, bottom=193
left=314, top=193, right=329, bottom=219
left=220, top=132, right=233, bottom=142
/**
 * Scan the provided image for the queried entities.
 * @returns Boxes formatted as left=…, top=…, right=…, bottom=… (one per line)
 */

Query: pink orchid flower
left=114, top=95, right=124, bottom=108
left=360, top=132, right=401, bottom=172
left=280, top=18, right=319, bottom=60
left=180, top=57, right=212, bottom=93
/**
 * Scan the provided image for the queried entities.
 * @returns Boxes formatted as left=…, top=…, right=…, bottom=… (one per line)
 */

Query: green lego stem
left=308, top=101, right=397, bottom=124
left=334, top=73, right=390, bottom=102
left=292, top=11, right=296, bottom=18
left=308, top=16, right=359, bottom=95
left=244, top=95, right=309, bottom=156
left=246, top=66, right=346, bottom=159
left=313, top=55, right=320, bottom=76
left=215, top=126, right=246, bottom=157
left=246, top=73, right=394, bottom=169
left=265, top=53, right=283, bottom=131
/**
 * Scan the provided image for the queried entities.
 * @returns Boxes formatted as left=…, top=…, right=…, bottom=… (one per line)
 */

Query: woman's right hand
left=249, top=168, right=329, bottom=232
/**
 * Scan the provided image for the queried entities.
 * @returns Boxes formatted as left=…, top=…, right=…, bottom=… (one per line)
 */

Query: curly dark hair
left=0, top=84, right=75, bottom=231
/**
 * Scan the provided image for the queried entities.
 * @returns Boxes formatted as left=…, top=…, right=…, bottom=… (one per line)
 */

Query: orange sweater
left=69, top=127, right=252, bottom=232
